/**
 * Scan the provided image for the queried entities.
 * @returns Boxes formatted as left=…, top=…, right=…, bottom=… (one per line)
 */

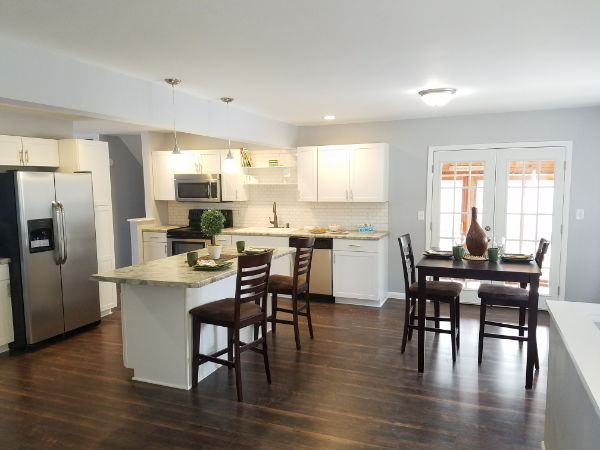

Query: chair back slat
left=235, top=252, right=273, bottom=324
left=292, top=237, right=315, bottom=292
left=535, top=238, right=550, bottom=268
left=398, top=234, right=416, bottom=297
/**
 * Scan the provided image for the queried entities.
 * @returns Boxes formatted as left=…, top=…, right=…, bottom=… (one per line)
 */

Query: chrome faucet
left=269, top=202, right=279, bottom=228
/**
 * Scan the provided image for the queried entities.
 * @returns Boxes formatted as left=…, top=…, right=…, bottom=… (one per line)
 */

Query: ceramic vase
left=466, top=207, right=488, bottom=256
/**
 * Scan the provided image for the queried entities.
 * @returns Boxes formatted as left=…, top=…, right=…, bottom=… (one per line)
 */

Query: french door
left=429, top=145, right=568, bottom=303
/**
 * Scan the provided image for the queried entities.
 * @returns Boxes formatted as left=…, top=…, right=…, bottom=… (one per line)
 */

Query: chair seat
left=409, top=281, right=462, bottom=299
left=478, top=283, right=529, bottom=304
left=189, top=298, right=262, bottom=326
left=268, top=274, right=307, bottom=295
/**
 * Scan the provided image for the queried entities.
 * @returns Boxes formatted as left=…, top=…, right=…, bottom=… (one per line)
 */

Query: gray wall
left=297, top=106, right=600, bottom=303
left=102, top=135, right=146, bottom=268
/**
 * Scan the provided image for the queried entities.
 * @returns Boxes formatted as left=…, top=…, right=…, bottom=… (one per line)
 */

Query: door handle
left=52, top=201, right=62, bottom=264
left=24, top=149, right=29, bottom=165
left=18, top=148, right=23, bottom=165
left=349, top=244, right=361, bottom=247
left=345, top=190, right=348, bottom=200
left=350, top=190, right=354, bottom=200
left=58, top=201, right=67, bottom=264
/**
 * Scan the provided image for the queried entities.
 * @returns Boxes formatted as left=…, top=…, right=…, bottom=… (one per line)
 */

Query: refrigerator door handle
left=58, top=201, right=68, bottom=264
left=52, top=201, right=64, bottom=264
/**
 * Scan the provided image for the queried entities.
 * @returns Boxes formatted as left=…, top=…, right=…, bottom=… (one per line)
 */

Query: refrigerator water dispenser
left=27, top=218, right=54, bottom=253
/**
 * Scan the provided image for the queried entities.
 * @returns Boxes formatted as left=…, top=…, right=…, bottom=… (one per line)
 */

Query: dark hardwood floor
left=0, top=300, right=548, bottom=449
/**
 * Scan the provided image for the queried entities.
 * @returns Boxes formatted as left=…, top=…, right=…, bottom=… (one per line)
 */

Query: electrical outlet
left=417, top=210, right=425, bottom=221
left=576, top=209, right=584, bottom=220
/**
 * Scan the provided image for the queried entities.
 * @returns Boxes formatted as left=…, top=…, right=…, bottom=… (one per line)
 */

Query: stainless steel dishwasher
left=289, top=236, right=334, bottom=303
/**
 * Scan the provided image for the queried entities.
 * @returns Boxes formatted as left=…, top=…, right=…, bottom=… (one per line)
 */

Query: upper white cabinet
left=297, top=146, right=318, bottom=201
left=316, top=143, right=388, bottom=202
left=152, top=151, right=176, bottom=201
left=0, top=135, right=59, bottom=168
left=58, top=139, right=112, bottom=206
left=21, top=137, right=59, bottom=167
left=0, top=135, right=22, bottom=166
left=220, top=149, right=248, bottom=201
left=196, top=150, right=221, bottom=174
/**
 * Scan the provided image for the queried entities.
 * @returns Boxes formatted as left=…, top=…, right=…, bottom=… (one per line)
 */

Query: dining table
left=415, top=256, right=542, bottom=389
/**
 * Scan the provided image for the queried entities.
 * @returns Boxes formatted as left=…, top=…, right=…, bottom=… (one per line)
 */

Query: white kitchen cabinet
left=196, top=150, right=221, bottom=174
left=21, top=137, right=59, bottom=167
left=214, top=234, right=233, bottom=246
left=317, top=145, right=351, bottom=202
left=332, top=237, right=388, bottom=306
left=143, top=241, right=168, bottom=262
left=297, top=146, right=318, bottom=201
left=152, top=151, right=176, bottom=201
left=0, top=135, right=24, bottom=166
left=0, top=264, right=14, bottom=349
left=58, top=139, right=113, bottom=206
left=316, top=143, right=388, bottom=202
left=220, top=150, right=248, bottom=201
left=95, top=205, right=117, bottom=311
left=97, top=257, right=117, bottom=313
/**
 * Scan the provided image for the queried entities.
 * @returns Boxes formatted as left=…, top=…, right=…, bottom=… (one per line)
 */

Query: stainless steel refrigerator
left=0, top=171, right=100, bottom=347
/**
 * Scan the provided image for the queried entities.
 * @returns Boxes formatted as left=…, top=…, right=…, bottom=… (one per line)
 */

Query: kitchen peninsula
left=92, top=245, right=294, bottom=390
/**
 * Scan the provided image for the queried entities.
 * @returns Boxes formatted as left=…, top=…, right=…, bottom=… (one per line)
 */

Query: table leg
left=525, top=275, right=540, bottom=389
left=418, top=270, right=426, bottom=373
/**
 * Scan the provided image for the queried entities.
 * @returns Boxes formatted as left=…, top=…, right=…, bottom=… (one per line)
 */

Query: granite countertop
left=91, top=245, right=295, bottom=288
left=0, top=258, right=10, bottom=265
left=220, top=227, right=388, bottom=240
left=141, top=225, right=181, bottom=232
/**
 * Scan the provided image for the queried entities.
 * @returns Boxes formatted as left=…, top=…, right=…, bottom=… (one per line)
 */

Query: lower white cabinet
left=0, top=264, right=14, bottom=349
left=333, top=237, right=388, bottom=306
left=143, top=241, right=168, bottom=262
left=227, top=235, right=289, bottom=248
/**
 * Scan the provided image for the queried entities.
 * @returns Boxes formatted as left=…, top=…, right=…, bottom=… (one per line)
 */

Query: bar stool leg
left=191, top=318, right=200, bottom=388
left=261, top=318, right=272, bottom=383
left=408, top=298, right=416, bottom=341
left=478, top=301, right=487, bottom=365
left=227, top=328, right=233, bottom=370
left=434, top=300, right=440, bottom=329
left=519, top=307, right=526, bottom=345
left=456, top=296, right=460, bottom=349
left=401, top=296, right=411, bottom=353
left=449, top=300, right=457, bottom=363
left=271, top=293, right=278, bottom=335
left=305, top=292, right=314, bottom=339
left=292, top=294, right=301, bottom=350
left=234, top=329, right=243, bottom=402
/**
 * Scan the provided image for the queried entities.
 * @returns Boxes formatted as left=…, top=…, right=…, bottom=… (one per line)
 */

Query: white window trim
left=425, top=141, right=572, bottom=302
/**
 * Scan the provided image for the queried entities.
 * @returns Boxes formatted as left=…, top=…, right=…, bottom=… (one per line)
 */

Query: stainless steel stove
left=166, top=209, right=233, bottom=256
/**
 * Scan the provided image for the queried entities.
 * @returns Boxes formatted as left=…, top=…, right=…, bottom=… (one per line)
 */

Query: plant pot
left=207, top=245, right=222, bottom=259
left=466, top=207, right=488, bottom=256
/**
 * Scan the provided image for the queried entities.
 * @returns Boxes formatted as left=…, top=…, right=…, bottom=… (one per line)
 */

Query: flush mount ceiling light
left=221, top=97, right=238, bottom=173
left=418, top=88, right=457, bottom=107
left=323, top=115, right=336, bottom=120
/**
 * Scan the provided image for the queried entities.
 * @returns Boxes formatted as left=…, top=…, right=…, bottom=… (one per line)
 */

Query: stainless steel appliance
left=0, top=171, right=100, bottom=348
left=289, top=236, right=334, bottom=302
left=174, top=173, right=222, bottom=202
left=167, top=208, right=233, bottom=256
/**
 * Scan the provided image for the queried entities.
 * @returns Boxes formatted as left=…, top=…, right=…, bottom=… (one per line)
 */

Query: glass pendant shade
left=223, top=149, right=237, bottom=173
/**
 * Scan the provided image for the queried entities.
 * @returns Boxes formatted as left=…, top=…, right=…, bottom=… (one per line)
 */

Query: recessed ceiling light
left=418, top=88, right=457, bottom=107
left=323, top=115, right=336, bottom=120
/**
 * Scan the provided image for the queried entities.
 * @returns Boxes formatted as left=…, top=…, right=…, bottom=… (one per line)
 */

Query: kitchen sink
left=235, top=227, right=299, bottom=234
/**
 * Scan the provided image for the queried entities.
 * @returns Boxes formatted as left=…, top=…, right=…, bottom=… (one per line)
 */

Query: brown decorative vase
left=466, top=207, right=488, bottom=256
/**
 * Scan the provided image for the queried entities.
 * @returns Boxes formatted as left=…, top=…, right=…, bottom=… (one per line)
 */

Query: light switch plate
left=417, top=210, right=425, bottom=221
left=576, top=209, right=584, bottom=220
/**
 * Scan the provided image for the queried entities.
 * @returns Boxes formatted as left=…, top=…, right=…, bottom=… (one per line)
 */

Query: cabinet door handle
left=345, top=190, right=348, bottom=200
left=349, top=244, right=361, bottom=247
left=350, top=190, right=354, bottom=200
left=164, top=244, right=167, bottom=253
left=25, top=149, right=29, bottom=165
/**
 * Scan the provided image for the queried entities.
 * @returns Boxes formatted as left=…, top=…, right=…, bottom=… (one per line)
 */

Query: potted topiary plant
left=201, top=209, right=226, bottom=259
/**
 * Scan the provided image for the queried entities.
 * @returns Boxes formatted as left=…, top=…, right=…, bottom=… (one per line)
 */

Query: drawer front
left=143, top=231, right=167, bottom=243
left=333, top=239, right=378, bottom=252
left=214, top=235, right=232, bottom=245
left=0, top=264, right=8, bottom=281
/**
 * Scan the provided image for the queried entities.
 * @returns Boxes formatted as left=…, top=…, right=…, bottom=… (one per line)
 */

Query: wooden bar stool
left=268, top=236, right=315, bottom=350
left=189, top=251, right=273, bottom=402
left=477, top=238, right=549, bottom=367
left=398, top=234, right=462, bottom=362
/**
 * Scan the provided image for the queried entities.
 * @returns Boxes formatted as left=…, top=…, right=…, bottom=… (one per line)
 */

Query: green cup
left=186, top=251, right=198, bottom=267
left=236, top=240, right=245, bottom=253
left=488, top=247, right=499, bottom=262
left=452, top=245, right=465, bottom=260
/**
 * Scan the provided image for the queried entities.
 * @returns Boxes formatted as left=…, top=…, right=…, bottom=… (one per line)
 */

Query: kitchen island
left=92, top=246, right=294, bottom=390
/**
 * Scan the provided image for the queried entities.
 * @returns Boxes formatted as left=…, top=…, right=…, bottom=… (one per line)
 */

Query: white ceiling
left=1, top=0, right=599, bottom=125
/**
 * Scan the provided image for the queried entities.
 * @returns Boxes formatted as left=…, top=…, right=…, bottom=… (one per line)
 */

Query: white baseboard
left=336, top=296, right=388, bottom=307
left=0, top=343, right=9, bottom=354
left=100, top=308, right=113, bottom=317
left=386, top=291, right=406, bottom=300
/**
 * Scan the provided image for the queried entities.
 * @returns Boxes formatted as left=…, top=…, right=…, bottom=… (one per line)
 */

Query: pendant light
left=221, top=97, right=238, bottom=173
left=165, top=78, right=186, bottom=172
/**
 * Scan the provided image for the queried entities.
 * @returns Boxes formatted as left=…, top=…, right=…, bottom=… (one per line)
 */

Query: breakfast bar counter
left=92, top=246, right=294, bottom=389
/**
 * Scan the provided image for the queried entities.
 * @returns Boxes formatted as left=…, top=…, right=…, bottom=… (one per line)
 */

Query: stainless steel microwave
left=174, top=173, right=221, bottom=202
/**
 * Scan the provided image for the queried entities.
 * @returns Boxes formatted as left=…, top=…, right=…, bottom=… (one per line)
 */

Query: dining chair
left=267, top=236, right=315, bottom=350
left=398, top=234, right=462, bottom=362
left=477, top=238, right=550, bottom=366
left=189, top=251, right=273, bottom=402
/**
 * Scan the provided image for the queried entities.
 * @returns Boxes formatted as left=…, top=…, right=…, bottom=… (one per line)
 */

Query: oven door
left=167, top=238, right=211, bottom=256
left=174, top=174, right=221, bottom=202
